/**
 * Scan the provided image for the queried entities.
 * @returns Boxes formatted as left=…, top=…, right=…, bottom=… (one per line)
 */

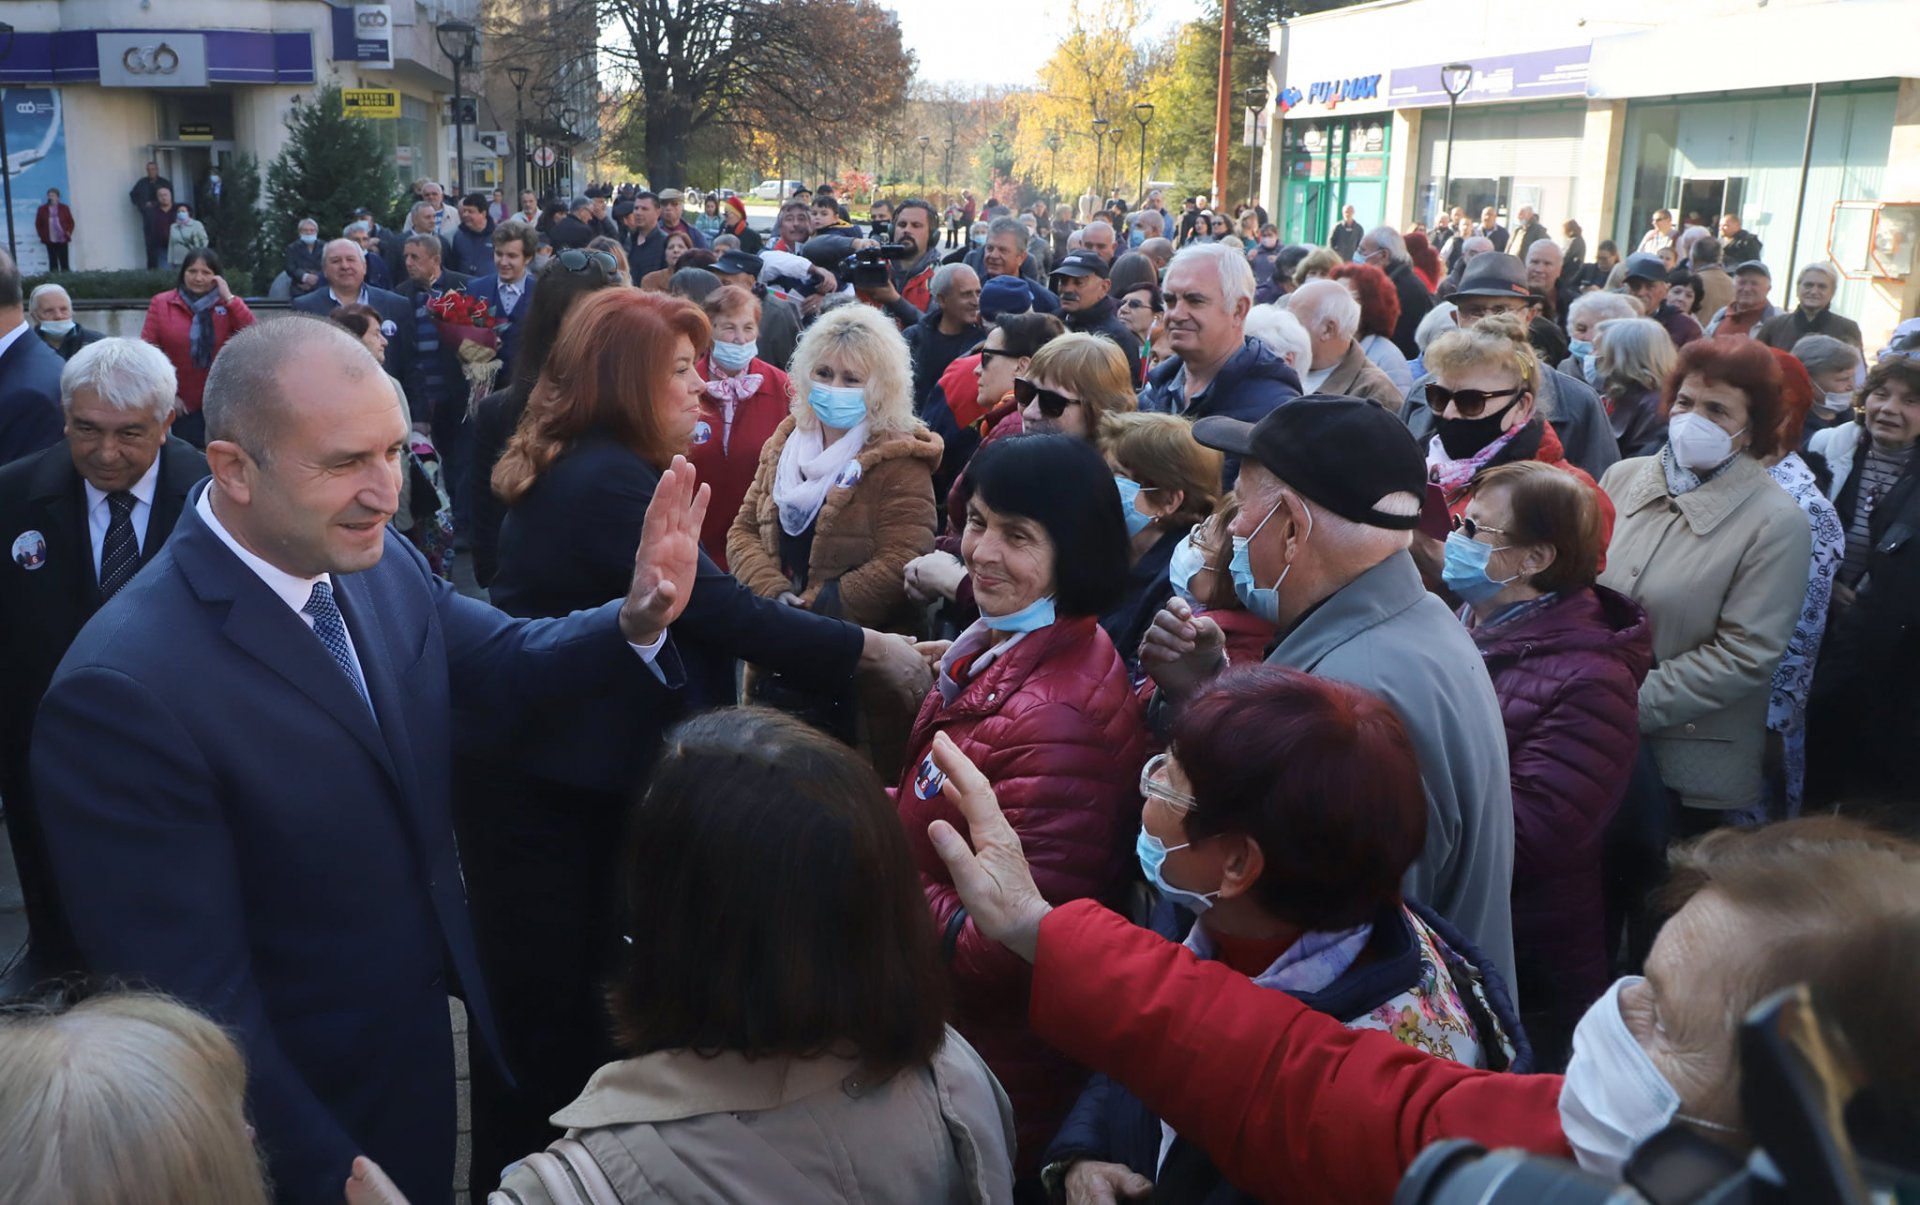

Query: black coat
left=1064, top=294, right=1142, bottom=372
left=38, top=323, right=107, bottom=361
left=479, top=435, right=866, bottom=790
left=548, top=214, right=595, bottom=251
left=905, top=310, right=986, bottom=411
left=1386, top=259, right=1435, bottom=360
left=627, top=227, right=668, bottom=279
left=0, top=328, right=66, bottom=466
left=292, top=285, right=429, bottom=423
left=285, top=238, right=326, bottom=295
left=0, top=436, right=206, bottom=972
left=467, top=381, right=528, bottom=589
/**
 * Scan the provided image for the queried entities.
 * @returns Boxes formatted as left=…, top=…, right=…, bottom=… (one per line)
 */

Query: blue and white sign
left=2, top=88, right=71, bottom=277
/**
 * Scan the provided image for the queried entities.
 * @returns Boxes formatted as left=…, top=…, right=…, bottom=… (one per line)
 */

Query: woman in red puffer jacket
left=895, top=433, right=1147, bottom=1183
left=1448, top=461, right=1651, bottom=1070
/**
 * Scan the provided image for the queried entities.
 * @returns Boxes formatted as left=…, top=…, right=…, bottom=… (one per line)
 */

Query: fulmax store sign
left=1284, top=74, right=1382, bottom=112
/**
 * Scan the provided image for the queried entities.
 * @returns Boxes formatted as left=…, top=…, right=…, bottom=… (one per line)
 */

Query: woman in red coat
left=34, top=188, right=74, bottom=273
left=690, top=285, right=790, bottom=570
left=1446, top=461, right=1651, bottom=1069
left=894, top=432, right=1147, bottom=1184
left=139, top=248, right=255, bottom=446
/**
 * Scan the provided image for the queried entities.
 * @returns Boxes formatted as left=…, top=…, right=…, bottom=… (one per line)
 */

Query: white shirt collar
left=195, top=486, right=331, bottom=617
left=0, top=322, right=28, bottom=362
left=83, top=451, right=163, bottom=512
left=327, top=284, right=370, bottom=306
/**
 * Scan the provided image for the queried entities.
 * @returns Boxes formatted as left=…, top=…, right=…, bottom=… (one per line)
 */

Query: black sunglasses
left=1013, top=377, right=1080, bottom=418
left=555, top=248, right=618, bottom=279
left=979, top=347, right=1020, bottom=361
left=1423, top=382, right=1525, bottom=420
left=1451, top=512, right=1510, bottom=540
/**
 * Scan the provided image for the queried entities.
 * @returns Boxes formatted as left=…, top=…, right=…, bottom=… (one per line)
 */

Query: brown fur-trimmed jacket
left=727, top=416, right=942, bottom=631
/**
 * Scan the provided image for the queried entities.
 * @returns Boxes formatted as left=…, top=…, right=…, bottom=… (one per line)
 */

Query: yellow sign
left=342, top=88, right=401, bottom=119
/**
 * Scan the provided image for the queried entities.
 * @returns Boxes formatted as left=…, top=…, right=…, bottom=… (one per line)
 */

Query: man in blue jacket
left=31, top=317, right=704, bottom=1205
left=1139, top=242, right=1302, bottom=485
left=0, top=249, right=66, bottom=465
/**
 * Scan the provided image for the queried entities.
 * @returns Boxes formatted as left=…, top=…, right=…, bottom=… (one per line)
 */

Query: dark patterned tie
left=301, top=580, right=371, bottom=708
left=98, top=491, right=139, bottom=600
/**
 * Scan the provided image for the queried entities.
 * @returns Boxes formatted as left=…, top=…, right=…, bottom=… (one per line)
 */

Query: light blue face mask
left=981, top=593, right=1056, bottom=633
left=807, top=381, right=867, bottom=429
left=37, top=319, right=76, bottom=338
left=1440, top=531, right=1516, bottom=603
left=1166, top=530, right=1208, bottom=603
left=1136, top=826, right=1218, bottom=913
left=1114, top=476, right=1157, bottom=538
left=1568, top=338, right=1593, bottom=358
left=710, top=339, right=757, bottom=372
left=1231, top=497, right=1307, bottom=625
left=299, top=233, right=319, bottom=245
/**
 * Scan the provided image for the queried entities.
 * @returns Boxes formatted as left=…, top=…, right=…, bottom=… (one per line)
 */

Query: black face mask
left=1432, top=392, right=1527, bottom=460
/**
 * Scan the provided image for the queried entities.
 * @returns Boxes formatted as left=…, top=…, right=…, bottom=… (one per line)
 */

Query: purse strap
left=496, top=1137, right=625, bottom=1205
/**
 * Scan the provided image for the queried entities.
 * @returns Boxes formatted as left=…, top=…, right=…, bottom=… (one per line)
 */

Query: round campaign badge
left=834, top=460, right=863, bottom=489
left=380, top=319, right=399, bottom=338
left=11, top=530, right=47, bottom=570
left=912, top=752, right=948, bottom=801
left=692, top=420, right=713, bottom=446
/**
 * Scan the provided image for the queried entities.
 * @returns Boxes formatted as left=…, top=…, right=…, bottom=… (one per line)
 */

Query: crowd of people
left=0, top=168, right=1915, bottom=1205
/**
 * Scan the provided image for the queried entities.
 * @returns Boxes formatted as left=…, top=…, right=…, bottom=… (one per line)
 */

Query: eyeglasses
left=978, top=347, right=1019, bottom=362
left=555, top=248, right=618, bottom=279
left=1423, top=382, right=1525, bottom=419
left=1117, top=297, right=1155, bottom=312
left=1013, top=377, right=1081, bottom=418
left=1451, top=512, right=1510, bottom=540
left=1139, top=753, right=1198, bottom=812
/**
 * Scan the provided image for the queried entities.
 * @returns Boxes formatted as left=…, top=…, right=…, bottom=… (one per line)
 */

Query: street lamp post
left=1439, top=63, right=1473, bottom=226
left=506, top=65, right=529, bottom=201
left=1132, top=102, right=1154, bottom=203
left=989, top=131, right=1005, bottom=183
left=1243, top=86, right=1268, bottom=215
left=944, top=137, right=956, bottom=195
left=558, top=107, right=579, bottom=197
left=1045, top=131, right=1061, bottom=198
left=1091, top=116, right=1109, bottom=203
left=435, top=19, right=479, bottom=196
left=917, top=135, right=930, bottom=191
left=0, top=21, right=15, bottom=261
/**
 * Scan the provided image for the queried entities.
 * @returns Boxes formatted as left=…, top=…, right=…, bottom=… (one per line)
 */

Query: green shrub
left=22, top=266, right=259, bottom=302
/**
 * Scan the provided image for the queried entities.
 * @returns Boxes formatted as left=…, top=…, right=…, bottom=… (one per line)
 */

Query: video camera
left=1393, top=985, right=1916, bottom=1205
left=850, top=242, right=917, bottom=290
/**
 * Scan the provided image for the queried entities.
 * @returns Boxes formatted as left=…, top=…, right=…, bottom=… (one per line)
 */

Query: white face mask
left=1558, top=978, right=1681, bottom=1179
left=1667, top=411, right=1740, bottom=472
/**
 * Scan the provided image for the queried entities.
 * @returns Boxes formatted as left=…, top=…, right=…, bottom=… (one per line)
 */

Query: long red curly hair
left=1330, top=262, right=1401, bottom=340
left=1404, top=232, right=1444, bottom=291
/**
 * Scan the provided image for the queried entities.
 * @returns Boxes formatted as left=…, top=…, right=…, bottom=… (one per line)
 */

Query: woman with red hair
left=1405, top=230, right=1444, bottom=292
left=1330, top=261, right=1413, bottom=396
left=465, top=288, right=885, bottom=1184
left=1596, top=337, right=1812, bottom=830
left=1038, top=665, right=1526, bottom=1203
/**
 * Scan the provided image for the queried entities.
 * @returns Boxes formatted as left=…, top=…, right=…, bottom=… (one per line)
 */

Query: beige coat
left=1597, top=454, right=1812, bottom=809
left=727, top=416, right=942, bottom=632
left=488, top=1029, right=1016, bottom=1205
left=1319, top=338, right=1406, bottom=413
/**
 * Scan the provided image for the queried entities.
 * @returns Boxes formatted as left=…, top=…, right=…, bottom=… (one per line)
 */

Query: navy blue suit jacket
left=292, top=285, right=429, bottom=423
left=32, top=485, right=681, bottom=1204
left=464, top=272, right=536, bottom=383
left=0, top=329, right=66, bottom=466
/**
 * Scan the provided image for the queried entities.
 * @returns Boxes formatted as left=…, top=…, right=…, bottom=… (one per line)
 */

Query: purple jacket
left=1470, top=586, right=1651, bottom=1037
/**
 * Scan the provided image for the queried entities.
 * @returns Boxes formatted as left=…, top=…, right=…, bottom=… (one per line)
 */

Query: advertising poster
left=3, top=88, right=71, bottom=277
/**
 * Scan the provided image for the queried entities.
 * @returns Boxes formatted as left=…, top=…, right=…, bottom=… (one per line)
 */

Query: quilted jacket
left=1470, top=586, right=1650, bottom=1048
left=727, top=416, right=942, bottom=630
left=896, top=615, right=1148, bottom=1174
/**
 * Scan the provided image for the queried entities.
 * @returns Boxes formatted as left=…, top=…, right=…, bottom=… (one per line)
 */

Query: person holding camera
left=922, top=733, right=1920, bottom=1202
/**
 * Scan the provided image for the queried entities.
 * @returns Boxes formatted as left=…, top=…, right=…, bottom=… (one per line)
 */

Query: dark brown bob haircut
left=1465, top=460, right=1604, bottom=594
left=609, top=708, right=949, bottom=1079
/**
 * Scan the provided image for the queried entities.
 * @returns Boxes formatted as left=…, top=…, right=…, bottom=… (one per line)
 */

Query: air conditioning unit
left=477, top=130, right=509, bottom=155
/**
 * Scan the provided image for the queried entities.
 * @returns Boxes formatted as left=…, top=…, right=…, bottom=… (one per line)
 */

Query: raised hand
left=923, top=731, right=1051, bottom=962
left=344, top=1156, right=410, bottom=1205
left=619, top=456, right=710, bottom=644
left=1138, top=596, right=1226, bottom=700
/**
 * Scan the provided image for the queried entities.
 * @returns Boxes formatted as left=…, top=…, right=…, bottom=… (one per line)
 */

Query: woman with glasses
left=1115, top=281, right=1162, bottom=383
left=1448, top=462, right=1650, bottom=1068
left=894, top=433, right=1146, bottom=1190
left=1037, top=665, right=1525, bottom=1203
left=1102, top=413, right=1222, bottom=674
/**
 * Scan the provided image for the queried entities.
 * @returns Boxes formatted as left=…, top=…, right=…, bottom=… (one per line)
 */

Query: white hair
left=1567, top=291, right=1639, bottom=329
left=1136, top=210, right=1165, bottom=237
left=28, top=283, right=71, bottom=314
left=1287, top=279, right=1360, bottom=340
left=324, top=237, right=365, bottom=260
left=343, top=221, right=371, bottom=238
left=1364, top=225, right=1408, bottom=265
left=1243, top=304, right=1312, bottom=369
left=1413, top=301, right=1458, bottom=354
left=60, top=337, right=179, bottom=424
left=930, top=261, right=978, bottom=300
left=297, top=216, right=319, bottom=232
left=1798, top=261, right=1839, bottom=288
left=1169, top=241, right=1256, bottom=315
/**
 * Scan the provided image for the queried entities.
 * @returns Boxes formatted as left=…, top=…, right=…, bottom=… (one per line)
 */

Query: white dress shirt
left=497, top=276, right=525, bottom=315
left=85, top=455, right=162, bottom=578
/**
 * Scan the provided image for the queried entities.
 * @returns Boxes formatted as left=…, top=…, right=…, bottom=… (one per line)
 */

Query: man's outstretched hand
left=344, top=1157, right=409, bottom=1205
left=620, top=455, right=710, bottom=645
left=923, top=731, right=1051, bottom=962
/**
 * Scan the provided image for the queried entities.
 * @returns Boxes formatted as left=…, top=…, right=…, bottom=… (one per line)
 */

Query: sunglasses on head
left=555, top=248, right=618, bottom=278
left=1423, top=382, right=1525, bottom=419
left=1013, top=377, right=1080, bottom=418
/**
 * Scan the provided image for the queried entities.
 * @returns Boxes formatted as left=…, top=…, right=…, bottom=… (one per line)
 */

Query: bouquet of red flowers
left=427, top=289, right=507, bottom=405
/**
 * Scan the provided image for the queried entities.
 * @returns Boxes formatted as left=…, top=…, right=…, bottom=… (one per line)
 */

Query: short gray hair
left=27, top=283, right=71, bottom=315
left=1791, top=333, right=1861, bottom=379
left=60, top=338, right=179, bottom=424
left=297, top=216, right=319, bottom=232
left=403, top=231, right=443, bottom=260
left=409, top=201, right=437, bottom=222
left=1136, top=210, right=1165, bottom=237
left=1799, top=261, right=1839, bottom=288
left=985, top=216, right=1026, bottom=249
left=343, top=221, right=371, bottom=238
left=1567, top=291, right=1640, bottom=329
left=1594, top=318, right=1676, bottom=393
left=931, top=262, right=978, bottom=300
left=1169, top=241, right=1256, bottom=315
left=324, top=237, right=364, bottom=261
left=1364, top=225, right=1408, bottom=265
left=1288, top=279, right=1361, bottom=340
left=204, top=317, right=378, bottom=463
left=1243, top=304, right=1311, bottom=368
left=1413, top=301, right=1457, bottom=353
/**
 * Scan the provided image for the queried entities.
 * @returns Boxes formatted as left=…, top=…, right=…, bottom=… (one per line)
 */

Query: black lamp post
left=989, top=131, right=1005, bottom=182
left=1132, top=102, right=1154, bottom=202
left=1045, top=131, right=1061, bottom=197
left=917, top=135, right=930, bottom=191
left=1243, top=86, right=1268, bottom=214
left=0, top=21, right=15, bottom=262
left=435, top=19, right=479, bottom=195
left=506, top=65, right=529, bottom=200
left=1107, top=126, right=1126, bottom=200
left=1091, top=116, right=1109, bottom=202
left=1439, top=63, right=1473, bottom=225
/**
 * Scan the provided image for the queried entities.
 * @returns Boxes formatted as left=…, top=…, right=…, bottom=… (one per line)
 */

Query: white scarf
left=773, top=421, right=867, bottom=537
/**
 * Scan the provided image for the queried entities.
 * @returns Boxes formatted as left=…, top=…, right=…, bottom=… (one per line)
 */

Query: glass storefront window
left=1279, top=116, right=1391, bottom=245
left=368, top=95, right=431, bottom=201
left=1615, top=86, right=1896, bottom=318
left=1413, top=102, right=1584, bottom=231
